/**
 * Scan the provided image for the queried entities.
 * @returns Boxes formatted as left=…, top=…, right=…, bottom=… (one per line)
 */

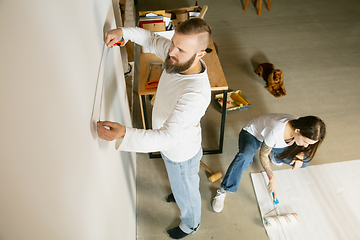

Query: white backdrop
left=0, top=1, right=136, bottom=239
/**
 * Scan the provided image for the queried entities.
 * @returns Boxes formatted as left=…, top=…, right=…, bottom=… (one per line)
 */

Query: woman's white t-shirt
left=243, top=113, right=298, bottom=148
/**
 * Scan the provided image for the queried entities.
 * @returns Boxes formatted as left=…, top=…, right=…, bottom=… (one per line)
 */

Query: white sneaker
left=269, top=152, right=282, bottom=166
left=212, top=189, right=226, bottom=213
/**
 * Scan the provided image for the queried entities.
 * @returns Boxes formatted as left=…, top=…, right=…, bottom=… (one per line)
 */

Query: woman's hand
left=290, top=159, right=303, bottom=170
left=104, top=28, right=123, bottom=48
left=97, top=121, right=126, bottom=141
left=268, top=178, right=277, bottom=199
left=291, top=152, right=305, bottom=170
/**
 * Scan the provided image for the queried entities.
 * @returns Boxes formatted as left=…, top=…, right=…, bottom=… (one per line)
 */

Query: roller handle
left=272, top=192, right=279, bottom=205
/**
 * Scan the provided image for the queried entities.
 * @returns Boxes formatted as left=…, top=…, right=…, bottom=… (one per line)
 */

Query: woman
left=212, top=113, right=326, bottom=213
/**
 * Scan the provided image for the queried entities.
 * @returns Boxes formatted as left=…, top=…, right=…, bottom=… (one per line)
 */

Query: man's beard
left=164, top=53, right=196, bottom=74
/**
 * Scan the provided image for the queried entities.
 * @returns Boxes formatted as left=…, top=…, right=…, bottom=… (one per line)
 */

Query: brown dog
left=255, top=63, right=286, bottom=98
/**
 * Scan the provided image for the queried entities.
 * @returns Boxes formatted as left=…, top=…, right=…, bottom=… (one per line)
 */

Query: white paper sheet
left=251, top=160, right=360, bottom=240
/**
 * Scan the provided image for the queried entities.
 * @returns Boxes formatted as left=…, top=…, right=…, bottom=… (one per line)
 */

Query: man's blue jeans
left=161, top=148, right=202, bottom=234
left=221, top=129, right=310, bottom=193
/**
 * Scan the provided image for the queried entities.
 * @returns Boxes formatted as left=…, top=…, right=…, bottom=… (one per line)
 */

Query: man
left=97, top=18, right=212, bottom=239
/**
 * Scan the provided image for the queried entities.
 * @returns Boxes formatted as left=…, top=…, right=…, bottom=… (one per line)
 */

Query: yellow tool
left=230, top=91, right=250, bottom=106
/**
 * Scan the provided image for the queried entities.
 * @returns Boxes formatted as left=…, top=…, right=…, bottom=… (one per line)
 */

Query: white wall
left=0, top=1, right=136, bottom=240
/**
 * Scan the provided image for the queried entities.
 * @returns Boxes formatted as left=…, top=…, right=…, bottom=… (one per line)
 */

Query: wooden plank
left=203, top=39, right=228, bottom=91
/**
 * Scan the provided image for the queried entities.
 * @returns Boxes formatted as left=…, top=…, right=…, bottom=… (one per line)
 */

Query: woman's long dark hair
left=279, top=116, right=326, bottom=162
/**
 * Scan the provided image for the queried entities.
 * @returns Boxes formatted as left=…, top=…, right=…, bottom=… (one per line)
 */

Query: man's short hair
left=175, top=18, right=212, bottom=51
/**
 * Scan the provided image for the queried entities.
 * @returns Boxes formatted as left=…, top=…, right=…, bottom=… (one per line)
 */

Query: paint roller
left=263, top=193, right=299, bottom=227
left=200, top=161, right=222, bottom=182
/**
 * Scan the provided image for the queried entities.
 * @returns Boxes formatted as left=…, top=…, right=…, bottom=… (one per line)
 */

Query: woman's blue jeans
left=161, top=148, right=202, bottom=234
left=221, top=129, right=310, bottom=193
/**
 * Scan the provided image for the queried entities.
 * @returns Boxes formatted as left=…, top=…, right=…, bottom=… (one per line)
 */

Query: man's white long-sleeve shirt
left=116, top=27, right=211, bottom=162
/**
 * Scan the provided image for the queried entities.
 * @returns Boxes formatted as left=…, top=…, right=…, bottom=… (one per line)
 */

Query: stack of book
left=139, top=15, right=166, bottom=32
left=139, top=16, right=164, bottom=27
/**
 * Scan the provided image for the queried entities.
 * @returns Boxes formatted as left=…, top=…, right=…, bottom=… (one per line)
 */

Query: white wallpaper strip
left=251, top=160, right=360, bottom=240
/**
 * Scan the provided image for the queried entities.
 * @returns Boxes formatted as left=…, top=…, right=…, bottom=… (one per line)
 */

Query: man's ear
left=196, top=50, right=207, bottom=59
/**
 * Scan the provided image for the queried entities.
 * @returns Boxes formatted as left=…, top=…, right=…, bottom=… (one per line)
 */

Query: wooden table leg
left=258, top=0, right=262, bottom=15
left=139, top=94, right=146, bottom=129
left=244, top=0, right=250, bottom=11
left=141, top=95, right=150, bottom=129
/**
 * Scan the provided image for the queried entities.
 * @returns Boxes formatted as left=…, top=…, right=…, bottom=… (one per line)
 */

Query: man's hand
left=104, top=28, right=123, bottom=48
left=97, top=121, right=126, bottom=141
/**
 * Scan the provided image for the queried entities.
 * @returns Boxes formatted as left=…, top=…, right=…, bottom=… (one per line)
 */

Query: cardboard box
left=139, top=5, right=204, bottom=52
left=141, top=22, right=166, bottom=32
left=174, top=11, right=188, bottom=25
left=139, top=5, right=203, bottom=30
